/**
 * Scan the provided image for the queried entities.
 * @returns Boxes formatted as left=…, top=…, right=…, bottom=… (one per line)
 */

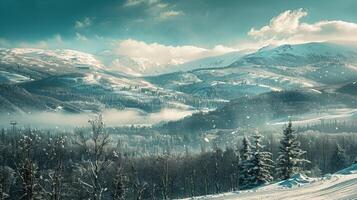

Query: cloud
left=248, top=8, right=357, bottom=46
left=76, top=33, right=88, bottom=41
left=156, top=3, right=168, bottom=8
left=159, top=10, right=184, bottom=20
left=109, top=39, right=237, bottom=74
left=75, top=17, right=92, bottom=29
left=124, top=0, right=180, bottom=21
left=124, top=0, right=160, bottom=7
left=249, top=9, right=308, bottom=39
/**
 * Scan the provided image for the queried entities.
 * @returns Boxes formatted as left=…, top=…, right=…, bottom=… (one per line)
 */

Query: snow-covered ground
left=183, top=164, right=357, bottom=200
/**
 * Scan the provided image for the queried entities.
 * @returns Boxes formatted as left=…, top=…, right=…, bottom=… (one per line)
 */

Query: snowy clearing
left=183, top=164, right=357, bottom=200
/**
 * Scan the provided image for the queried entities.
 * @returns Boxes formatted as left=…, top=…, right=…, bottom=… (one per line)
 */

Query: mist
left=0, top=108, right=194, bottom=129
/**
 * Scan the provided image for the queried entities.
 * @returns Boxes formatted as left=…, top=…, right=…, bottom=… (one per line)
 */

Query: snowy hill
left=182, top=164, right=357, bottom=200
left=0, top=48, right=103, bottom=74
left=0, top=48, right=106, bottom=85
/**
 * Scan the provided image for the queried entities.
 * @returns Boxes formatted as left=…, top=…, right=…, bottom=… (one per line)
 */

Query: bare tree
left=76, top=115, right=111, bottom=200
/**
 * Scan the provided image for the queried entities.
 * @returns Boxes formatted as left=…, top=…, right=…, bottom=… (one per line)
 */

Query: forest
left=0, top=116, right=356, bottom=200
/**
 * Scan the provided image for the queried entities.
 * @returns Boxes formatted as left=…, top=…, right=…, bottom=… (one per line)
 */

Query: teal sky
left=1, top=0, right=357, bottom=52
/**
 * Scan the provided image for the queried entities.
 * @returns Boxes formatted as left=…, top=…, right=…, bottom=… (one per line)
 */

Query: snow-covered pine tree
left=250, top=133, right=273, bottom=187
left=276, top=120, right=309, bottom=180
left=238, top=136, right=253, bottom=189
left=329, top=144, right=348, bottom=173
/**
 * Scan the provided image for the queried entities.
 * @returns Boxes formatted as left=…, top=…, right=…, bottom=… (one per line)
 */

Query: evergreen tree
left=250, top=133, right=273, bottom=186
left=238, top=137, right=253, bottom=189
left=330, top=144, right=348, bottom=173
left=276, top=120, right=309, bottom=180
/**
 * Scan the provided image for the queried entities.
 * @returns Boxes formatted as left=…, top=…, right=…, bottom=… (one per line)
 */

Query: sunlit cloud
left=247, top=8, right=357, bottom=47
left=159, top=10, right=184, bottom=20
left=115, top=39, right=235, bottom=65
left=108, top=39, right=237, bottom=75
left=124, top=0, right=160, bottom=7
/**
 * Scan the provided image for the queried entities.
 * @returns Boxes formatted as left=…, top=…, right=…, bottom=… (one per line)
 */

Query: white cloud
left=75, top=17, right=92, bottom=29
left=247, top=8, right=357, bottom=46
left=249, top=9, right=308, bottom=39
left=159, top=10, right=184, bottom=20
left=124, top=0, right=160, bottom=7
left=112, top=39, right=236, bottom=71
left=76, top=33, right=88, bottom=41
left=124, top=0, right=180, bottom=21
left=156, top=3, right=168, bottom=8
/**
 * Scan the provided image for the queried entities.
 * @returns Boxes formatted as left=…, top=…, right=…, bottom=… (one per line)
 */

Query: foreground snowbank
left=182, top=164, right=357, bottom=200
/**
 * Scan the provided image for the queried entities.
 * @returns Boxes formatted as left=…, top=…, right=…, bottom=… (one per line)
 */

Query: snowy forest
left=1, top=116, right=356, bottom=199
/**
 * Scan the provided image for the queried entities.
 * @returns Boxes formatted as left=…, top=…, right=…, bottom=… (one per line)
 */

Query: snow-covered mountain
left=246, top=42, right=357, bottom=65
left=0, top=42, right=356, bottom=126
left=148, top=42, right=357, bottom=100
left=0, top=48, right=221, bottom=115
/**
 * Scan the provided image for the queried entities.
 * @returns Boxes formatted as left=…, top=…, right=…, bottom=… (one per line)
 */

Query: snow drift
left=183, top=164, right=357, bottom=200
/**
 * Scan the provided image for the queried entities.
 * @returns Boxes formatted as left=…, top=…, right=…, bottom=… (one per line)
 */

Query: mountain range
left=0, top=42, right=356, bottom=128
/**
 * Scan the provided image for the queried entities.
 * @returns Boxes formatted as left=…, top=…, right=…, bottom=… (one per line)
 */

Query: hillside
left=164, top=89, right=357, bottom=133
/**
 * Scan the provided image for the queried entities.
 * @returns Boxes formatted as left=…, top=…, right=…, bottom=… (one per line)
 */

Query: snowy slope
left=169, top=51, right=247, bottom=73
left=0, top=48, right=105, bottom=83
left=0, top=48, right=103, bottom=69
left=183, top=164, right=357, bottom=200
left=235, top=42, right=357, bottom=67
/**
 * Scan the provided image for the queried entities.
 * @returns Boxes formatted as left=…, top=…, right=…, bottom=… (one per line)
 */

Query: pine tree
left=250, top=133, right=273, bottom=186
left=238, top=137, right=253, bottom=189
left=276, top=120, right=309, bottom=180
left=329, top=144, right=348, bottom=173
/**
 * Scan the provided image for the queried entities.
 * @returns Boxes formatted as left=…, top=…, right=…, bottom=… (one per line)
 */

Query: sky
left=1, top=0, right=357, bottom=73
